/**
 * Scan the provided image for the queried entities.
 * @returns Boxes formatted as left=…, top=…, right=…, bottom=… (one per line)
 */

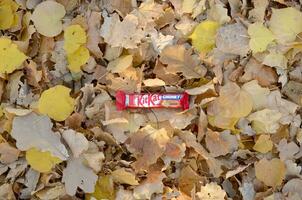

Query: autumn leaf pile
left=1, top=0, right=302, bottom=199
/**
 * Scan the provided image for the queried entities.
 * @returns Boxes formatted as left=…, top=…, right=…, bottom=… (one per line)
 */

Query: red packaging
left=116, top=91, right=189, bottom=110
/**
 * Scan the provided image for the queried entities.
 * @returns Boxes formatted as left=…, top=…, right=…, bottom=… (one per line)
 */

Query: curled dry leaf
left=107, top=55, right=133, bottom=73
left=240, top=58, right=278, bottom=87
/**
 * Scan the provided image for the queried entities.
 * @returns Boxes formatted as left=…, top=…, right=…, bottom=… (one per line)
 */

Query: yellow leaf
left=38, top=85, right=75, bottom=121
left=86, top=176, right=115, bottom=200
left=255, top=158, right=285, bottom=187
left=26, top=148, right=62, bottom=173
left=67, top=46, right=90, bottom=73
left=253, top=135, right=273, bottom=153
left=248, top=23, right=275, bottom=53
left=0, top=0, right=19, bottom=30
left=269, top=7, right=302, bottom=43
left=189, top=20, right=219, bottom=53
left=31, top=0, right=66, bottom=37
left=64, top=25, right=87, bottom=54
left=0, top=38, right=27, bottom=73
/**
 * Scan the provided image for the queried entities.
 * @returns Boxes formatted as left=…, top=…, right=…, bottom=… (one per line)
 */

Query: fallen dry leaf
left=11, top=113, right=69, bottom=160
left=31, top=0, right=65, bottom=37
left=127, top=125, right=170, bottom=171
left=0, top=0, right=301, bottom=199
left=160, top=44, right=207, bottom=79
left=255, top=158, right=286, bottom=187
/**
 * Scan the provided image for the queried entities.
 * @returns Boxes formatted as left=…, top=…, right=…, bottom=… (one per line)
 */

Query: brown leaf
left=255, top=158, right=285, bottom=188
left=24, top=60, right=42, bottom=88
left=133, top=169, right=166, bottom=199
left=0, top=143, right=20, bottom=164
left=205, top=129, right=238, bottom=157
left=87, top=12, right=103, bottom=58
left=239, top=58, right=278, bottom=87
left=160, top=45, right=207, bottom=79
left=127, top=125, right=170, bottom=171
left=179, top=165, right=204, bottom=195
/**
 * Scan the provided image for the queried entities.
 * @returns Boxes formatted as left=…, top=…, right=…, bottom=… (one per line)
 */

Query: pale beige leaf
left=143, top=78, right=166, bottom=87
left=112, top=168, right=139, bottom=185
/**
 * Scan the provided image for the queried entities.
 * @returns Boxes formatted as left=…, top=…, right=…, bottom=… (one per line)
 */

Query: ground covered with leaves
left=0, top=0, right=302, bottom=199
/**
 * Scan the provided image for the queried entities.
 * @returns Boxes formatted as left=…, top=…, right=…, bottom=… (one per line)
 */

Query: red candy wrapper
left=116, top=91, right=189, bottom=110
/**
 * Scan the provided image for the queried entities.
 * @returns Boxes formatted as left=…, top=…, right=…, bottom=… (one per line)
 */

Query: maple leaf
left=127, top=125, right=170, bottom=171
left=205, top=129, right=238, bottom=157
left=207, top=82, right=253, bottom=129
left=62, top=157, right=98, bottom=195
left=100, top=13, right=145, bottom=49
left=11, top=112, right=69, bottom=160
left=160, top=44, right=206, bottom=79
